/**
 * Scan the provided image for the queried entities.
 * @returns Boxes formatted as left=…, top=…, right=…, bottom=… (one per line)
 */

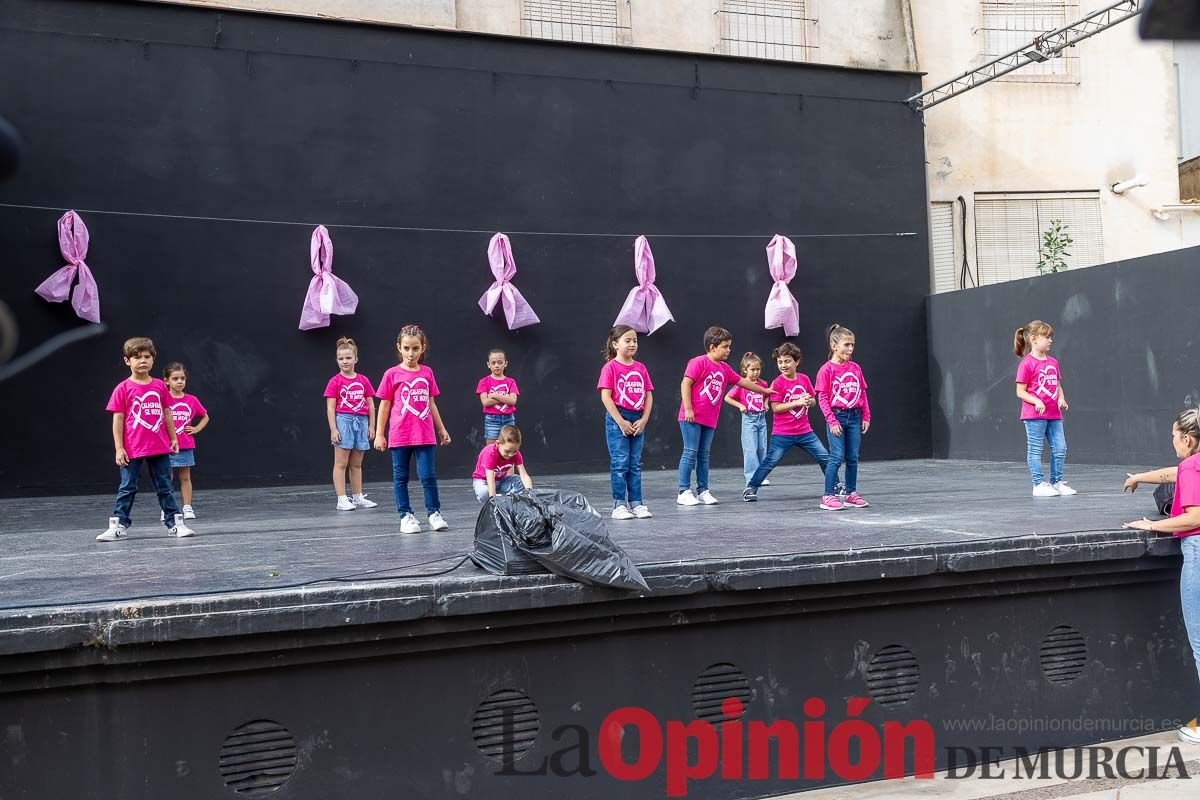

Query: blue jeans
left=473, top=475, right=524, bottom=503
left=112, top=452, right=179, bottom=529
left=678, top=421, right=716, bottom=493
left=1181, top=536, right=1200, bottom=684
left=390, top=445, right=440, bottom=515
left=1023, top=418, right=1066, bottom=485
left=825, top=409, right=862, bottom=496
left=749, top=432, right=829, bottom=489
left=606, top=408, right=645, bottom=507
left=483, top=413, right=516, bottom=440
left=740, top=412, right=768, bottom=485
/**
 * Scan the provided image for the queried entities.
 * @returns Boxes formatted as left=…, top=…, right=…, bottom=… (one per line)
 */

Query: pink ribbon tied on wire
left=298, top=225, right=359, bottom=331
left=613, top=235, right=674, bottom=335
left=34, top=211, right=101, bottom=323
left=479, top=233, right=540, bottom=330
left=764, top=234, right=800, bottom=337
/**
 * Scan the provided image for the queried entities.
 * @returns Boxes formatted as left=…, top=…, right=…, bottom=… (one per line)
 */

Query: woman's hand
left=1123, top=518, right=1155, bottom=531
left=1123, top=473, right=1140, bottom=493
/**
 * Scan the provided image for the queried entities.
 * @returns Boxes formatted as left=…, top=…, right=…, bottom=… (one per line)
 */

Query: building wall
left=914, top=1, right=1200, bottom=291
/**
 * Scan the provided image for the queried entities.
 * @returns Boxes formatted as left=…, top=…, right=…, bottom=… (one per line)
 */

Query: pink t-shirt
left=678, top=356, right=743, bottom=429
left=726, top=380, right=768, bottom=414
left=167, top=393, right=208, bottom=451
left=1171, top=453, right=1200, bottom=538
left=475, top=375, right=520, bottom=415
left=597, top=360, right=655, bottom=412
left=472, top=443, right=525, bottom=480
left=815, top=360, right=871, bottom=427
left=106, top=378, right=173, bottom=459
left=324, top=373, right=375, bottom=416
left=769, top=374, right=816, bottom=436
left=377, top=365, right=440, bottom=447
left=1016, top=355, right=1063, bottom=421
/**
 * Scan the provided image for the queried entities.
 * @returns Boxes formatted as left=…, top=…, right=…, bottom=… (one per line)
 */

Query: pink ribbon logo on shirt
left=746, top=391, right=765, bottom=413
left=1033, top=366, right=1060, bottom=400
left=494, top=462, right=515, bottom=479
left=783, top=386, right=810, bottom=419
left=699, top=373, right=724, bottom=405
left=615, top=372, right=645, bottom=410
left=397, top=379, right=431, bottom=420
left=339, top=381, right=366, bottom=412
left=831, top=373, right=861, bottom=408
left=487, top=382, right=512, bottom=414
left=171, top=402, right=191, bottom=430
left=130, top=391, right=164, bottom=432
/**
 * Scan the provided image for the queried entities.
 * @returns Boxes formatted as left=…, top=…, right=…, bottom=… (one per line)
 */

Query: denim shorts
left=169, top=448, right=195, bottom=468
left=483, top=413, right=516, bottom=440
left=334, top=412, right=371, bottom=451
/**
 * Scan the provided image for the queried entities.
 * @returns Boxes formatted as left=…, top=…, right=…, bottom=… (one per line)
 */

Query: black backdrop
left=0, top=0, right=931, bottom=495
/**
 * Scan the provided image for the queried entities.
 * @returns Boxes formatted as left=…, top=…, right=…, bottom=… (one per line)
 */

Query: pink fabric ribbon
left=613, top=235, right=674, bottom=335
left=764, top=234, right=800, bottom=337
left=34, top=211, right=101, bottom=323
left=299, top=225, right=358, bottom=331
left=479, top=233, right=540, bottom=330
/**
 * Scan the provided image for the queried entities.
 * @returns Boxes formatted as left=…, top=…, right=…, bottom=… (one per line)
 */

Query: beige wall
left=912, top=0, right=1198, bottom=288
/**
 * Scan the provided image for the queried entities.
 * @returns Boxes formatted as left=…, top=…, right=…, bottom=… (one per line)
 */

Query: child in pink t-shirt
left=741, top=342, right=829, bottom=502
left=374, top=325, right=451, bottom=535
left=164, top=361, right=210, bottom=521
left=324, top=337, right=377, bottom=512
left=97, top=337, right=196, bottom=542
left=676, top=326, right=773, bottom=506
left=723, top=352, right=769, bottom=486
left=476, top=348, right=520, bottom=444
left=598, top=325, right=655, bottom=520
left=472, top=424, right=534, bottom=503
left=815, top=324, right=872, bottom=511
left=1014, top=319, right=1074, bottom=498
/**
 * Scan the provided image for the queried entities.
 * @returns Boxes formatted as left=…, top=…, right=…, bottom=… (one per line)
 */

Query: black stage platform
left=0, top=461, right=1193, bottom=799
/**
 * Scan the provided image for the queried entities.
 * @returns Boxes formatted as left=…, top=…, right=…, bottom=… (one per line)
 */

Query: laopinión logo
left=494, top=696, right=936, bottom=797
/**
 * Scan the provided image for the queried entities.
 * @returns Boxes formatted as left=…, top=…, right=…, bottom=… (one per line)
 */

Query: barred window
left=521, top=0, right=631, bottom=45
left=981, top=0, right=1080, bottom=82
left=718, top=0, right=819, bottom=63
left=974, top=192, right=1103, bottom=285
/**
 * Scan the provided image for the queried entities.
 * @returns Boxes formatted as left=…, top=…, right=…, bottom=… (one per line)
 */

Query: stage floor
left=0, top=459, right=1172, bottom=614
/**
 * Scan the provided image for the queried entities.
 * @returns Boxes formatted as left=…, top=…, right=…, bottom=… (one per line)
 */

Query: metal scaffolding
left=907, top=0, right=1145, bottom=112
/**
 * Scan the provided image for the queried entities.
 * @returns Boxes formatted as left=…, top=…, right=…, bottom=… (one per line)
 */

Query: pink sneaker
left=843, top=492, right=869, bottom=508
left=819, top=495, right=845, bottom=511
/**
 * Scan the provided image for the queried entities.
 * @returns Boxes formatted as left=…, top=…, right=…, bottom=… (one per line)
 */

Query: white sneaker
left=169, top=514, right=196, bottom=538
left=697, top=490, right=720, bottom=505
left=1052, top=482, right=1077, bottom=496
left=336, top=495, right=355, bottom=511
left=676, top=490, right=701, bottom=506
left=352, top=493, right=378, bottom=509
left=1032, top=482, right=1060, bottom=497
left=96, top=517, right=128, bottom=542
left=762, top=479, right=771, bottom=486
left=428, top=511, right=449, bottom=532
left=632, top=505, right=653, bottom=519
left=611, top=505, right=635, bottom=520
left=399, top=513, right=422, bottom=534
left=182, top=504, right=196, bottom=520
left=1179, top=721, right=1200, bottom=744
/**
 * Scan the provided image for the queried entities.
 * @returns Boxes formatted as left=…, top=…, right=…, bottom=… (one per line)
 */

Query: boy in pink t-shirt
left=97, top=337, right=196, bottom=542
left=472, top=424, right=534, bottom=503
left=676, top=326, right=773, bottom=506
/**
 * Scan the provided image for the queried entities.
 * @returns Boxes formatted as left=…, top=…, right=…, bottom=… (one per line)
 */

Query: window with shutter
left=930, top=202, right=958, bottom=294
left=521, top=0, right=631, bottom=45
left=718, top=0, right=819, bottom=62
left=974, top=191, right=1103, bottom=285
left=980, top=1, right=1080, bottom=83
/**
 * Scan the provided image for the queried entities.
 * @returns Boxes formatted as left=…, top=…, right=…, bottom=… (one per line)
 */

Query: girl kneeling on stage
left=1123, top=408, right=1200, bottom=745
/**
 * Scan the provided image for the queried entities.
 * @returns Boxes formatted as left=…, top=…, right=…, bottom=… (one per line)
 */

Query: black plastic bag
left=472, top=489, right=649, bottom=591
left=1155, top=482, right=1175, bottom=517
